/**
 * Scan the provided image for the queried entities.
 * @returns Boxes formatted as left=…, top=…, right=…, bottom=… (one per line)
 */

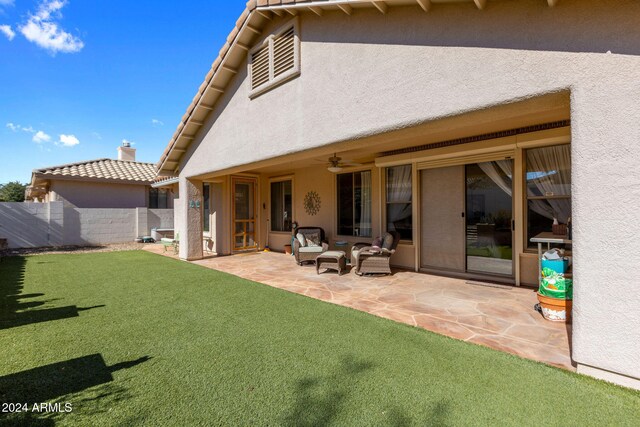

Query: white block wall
left=0, top=202, right=174, bottom=248
left=0, top=202, right=51, bottom=248
left=148, top=209, right=175, bottom=232
left=63, top=208, right=137, bottom=246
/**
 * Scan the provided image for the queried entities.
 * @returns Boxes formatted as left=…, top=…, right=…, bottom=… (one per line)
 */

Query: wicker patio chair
left=293, top=227, right=329, bottom=265
left=351, top=231, right=400, bottom=276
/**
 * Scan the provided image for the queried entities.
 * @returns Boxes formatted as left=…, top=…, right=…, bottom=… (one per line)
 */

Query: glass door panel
left=465, top=161, right=513, bottom=276
left=233, top=178, right=257, bottom=251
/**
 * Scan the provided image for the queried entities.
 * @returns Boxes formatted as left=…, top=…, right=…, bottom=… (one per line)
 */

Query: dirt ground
left=0, top=242, right=146, bottom=256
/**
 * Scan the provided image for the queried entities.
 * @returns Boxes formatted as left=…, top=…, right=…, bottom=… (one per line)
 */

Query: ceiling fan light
left=327, top=166, right=343, bottom=173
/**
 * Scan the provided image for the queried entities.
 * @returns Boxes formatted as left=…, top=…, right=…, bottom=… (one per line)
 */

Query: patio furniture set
left=293, top=226, right=400, bottom=276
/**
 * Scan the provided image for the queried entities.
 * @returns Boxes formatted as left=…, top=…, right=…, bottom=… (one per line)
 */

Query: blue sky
left=0, top=0, right=246, bottom=183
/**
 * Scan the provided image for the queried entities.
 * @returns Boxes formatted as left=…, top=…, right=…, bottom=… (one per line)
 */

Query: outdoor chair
left=351, top=231, right=400, bottom=276
left=293, top=227, right=329, bottom=265
left=161, top=232, right=179, bottom=255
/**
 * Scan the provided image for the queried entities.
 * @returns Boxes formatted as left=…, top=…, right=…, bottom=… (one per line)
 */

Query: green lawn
left=0, top=251, right=638, bottom=426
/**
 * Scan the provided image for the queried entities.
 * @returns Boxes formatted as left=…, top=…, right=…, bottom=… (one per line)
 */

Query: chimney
left=118, top=141, right=136, bottom=162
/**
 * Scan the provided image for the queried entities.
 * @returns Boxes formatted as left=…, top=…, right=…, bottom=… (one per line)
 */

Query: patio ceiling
left=192, top=92, right=569, bottom=179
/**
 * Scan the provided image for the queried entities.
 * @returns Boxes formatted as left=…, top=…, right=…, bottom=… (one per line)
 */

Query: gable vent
left=251, top=44, right=270, bottom=90
left=273, top=26, right=295, bottom=78
left=248, top=19, right=300, bottom=98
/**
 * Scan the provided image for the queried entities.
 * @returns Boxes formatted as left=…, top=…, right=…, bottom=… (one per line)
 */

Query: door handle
left=512, top=220, right=515, bottom=231
left=461, top=212, right=465, bottom=218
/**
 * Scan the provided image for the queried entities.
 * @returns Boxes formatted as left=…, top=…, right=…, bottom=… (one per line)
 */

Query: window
left=249, top=20, right=300, bottom=98
left=270, top=180, right=292, bottom=232
left=386, top=165, right=413, bottom=241
left=203, top=183, right=210, bottom=233
left=149, top=188, right=169, bottom=209
left=525, top=144, right=571, bottom=248
left=337, top=171, right=372, bottom=237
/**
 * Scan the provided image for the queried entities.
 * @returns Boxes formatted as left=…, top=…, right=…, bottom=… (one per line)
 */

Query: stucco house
left=26, top=143, right=173, bottom=209
left=155, top=0, right=640, bottom=389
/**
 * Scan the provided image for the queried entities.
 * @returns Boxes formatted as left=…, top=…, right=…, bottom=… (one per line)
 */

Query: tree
left=0, top=181, right=27, bottom=202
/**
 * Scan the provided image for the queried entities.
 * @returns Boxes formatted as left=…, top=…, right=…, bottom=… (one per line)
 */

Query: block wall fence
left=0, top=201, right=173, bottom=249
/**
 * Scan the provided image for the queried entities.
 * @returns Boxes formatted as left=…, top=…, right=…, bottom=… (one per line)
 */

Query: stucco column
left=570, top=70, right=640, bottom=388
left=178, top=177, right=203, bottom=260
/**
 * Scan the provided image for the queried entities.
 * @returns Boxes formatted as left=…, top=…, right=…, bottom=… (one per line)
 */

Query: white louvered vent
left=273, top=26, right=295, bottom=78
left=248, top=19, right=300, bottom=98
left=251, top=44, right=270, bottom=89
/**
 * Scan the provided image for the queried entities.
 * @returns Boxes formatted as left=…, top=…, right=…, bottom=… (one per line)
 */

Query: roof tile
left=35, top=159, right=159, bottom=184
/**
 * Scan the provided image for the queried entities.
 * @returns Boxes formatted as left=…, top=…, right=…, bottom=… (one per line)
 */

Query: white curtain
left=526, top=145, right=571, bottom=223
left=359, top=171, right=372, bottom=237
left=387, top=165, right=412, bottom=230
left=478, top=161, right=512, bottom=196
left=477, top=150, right=571, bottom=223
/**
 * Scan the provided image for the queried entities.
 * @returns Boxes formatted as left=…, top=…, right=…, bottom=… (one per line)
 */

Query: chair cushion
left=305, top=232, right=321, bottom=247
left=372, top=236, right=383, bottom=248
left=299, top=246, right=324, bottom=253
left=381, top=232, right=394, bottom=250
left=296, top=233, right=307, bottom=247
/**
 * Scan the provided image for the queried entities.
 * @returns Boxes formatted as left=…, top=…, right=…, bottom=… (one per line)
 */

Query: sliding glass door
left=465, top=161, right=513, bottom=276
left=420, top=160, right=514, bottom=278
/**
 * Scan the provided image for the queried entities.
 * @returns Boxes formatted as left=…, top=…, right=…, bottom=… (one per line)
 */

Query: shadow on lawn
left=284, top=355, right=375, bottom=426
left=0, top=354, right=150, bottom=426
left=284, top=355, right=450, bottom=427
left=0, top=353, right=151, bottom=404
left=0, top=256, right=104, bottom=330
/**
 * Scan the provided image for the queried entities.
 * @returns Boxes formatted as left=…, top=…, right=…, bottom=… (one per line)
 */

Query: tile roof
left=34, top=159, right=158, bottom=184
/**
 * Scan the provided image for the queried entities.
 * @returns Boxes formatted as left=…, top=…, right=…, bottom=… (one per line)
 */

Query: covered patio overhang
left=186, top=93, right=571, bottom=288
left=144, top=245, right=573, bottom=370
left=191, top=92, right=570, bottom=182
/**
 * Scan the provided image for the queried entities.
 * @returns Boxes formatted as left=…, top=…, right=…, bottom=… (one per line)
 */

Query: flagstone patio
left=144, top=245, right=573, bottom=370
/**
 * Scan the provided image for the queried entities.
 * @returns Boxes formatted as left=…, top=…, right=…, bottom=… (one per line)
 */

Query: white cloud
left=0, top=1, right=15, bottom=6
left=22, top=126, right=35, bottom=133
left=151, top=118, right=164, bottom=126
left=6, top=122, right=19, bottom=131
left=0, top=24, right=14, bottom=40
left=33, top=130, right=51, bottom=143
left=58, top=134, right=79, bottom=147
left=91, top=131, right=102, bottom=140
left=19, top=0, right=84, bottom=54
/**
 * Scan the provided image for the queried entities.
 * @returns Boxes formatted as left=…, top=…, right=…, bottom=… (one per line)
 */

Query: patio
left=144, top=246, right=573, bottom=370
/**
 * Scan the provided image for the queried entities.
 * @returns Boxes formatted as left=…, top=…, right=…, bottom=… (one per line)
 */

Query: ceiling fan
left=320, top=153, right=362, bottom=173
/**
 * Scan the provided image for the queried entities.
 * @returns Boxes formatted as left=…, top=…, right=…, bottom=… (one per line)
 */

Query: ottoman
left=316, top=251, right=347, bottom=275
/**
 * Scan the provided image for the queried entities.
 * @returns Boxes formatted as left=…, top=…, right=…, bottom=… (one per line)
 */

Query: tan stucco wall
left=49, top=180, right=149, bottom=209
left=176, top=0, right=640, bottom=386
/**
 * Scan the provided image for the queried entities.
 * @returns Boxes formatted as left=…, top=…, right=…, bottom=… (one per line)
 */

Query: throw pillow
left=381, top=232, right=394, bottom=250
left=371, top=236, right=383, bottom=249
left=305, top=231, right=321, bottom=247
left=296, top=233, right=307, bottom=247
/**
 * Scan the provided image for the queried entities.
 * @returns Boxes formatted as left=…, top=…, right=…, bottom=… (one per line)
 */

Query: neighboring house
left=26, top=143, right=173, bottom=209
left=155, top=1, right=640, bottom=388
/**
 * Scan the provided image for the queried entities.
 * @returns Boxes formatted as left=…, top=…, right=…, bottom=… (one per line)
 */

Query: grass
left=466, top=245, right=513, bottom=260
left=0, top=251, right=639, bottom=426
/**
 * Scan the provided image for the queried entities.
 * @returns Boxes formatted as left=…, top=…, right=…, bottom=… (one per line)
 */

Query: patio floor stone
left=143, top=245, right=574, bottom=370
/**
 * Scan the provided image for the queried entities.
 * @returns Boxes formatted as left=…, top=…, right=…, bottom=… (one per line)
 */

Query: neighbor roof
left=33, top=159, right=158, bottom=184
left=156, top=0, right=561, bottom=176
